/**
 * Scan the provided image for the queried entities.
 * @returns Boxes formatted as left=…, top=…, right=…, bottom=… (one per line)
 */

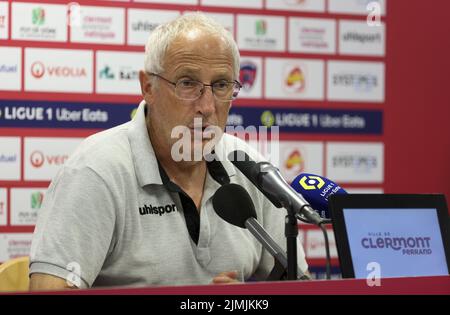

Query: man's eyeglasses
left=147, top=72, right=242, bottom=101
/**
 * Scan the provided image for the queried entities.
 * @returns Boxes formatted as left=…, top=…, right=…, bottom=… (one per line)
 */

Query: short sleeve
left=29, top=166, right=117, bottom=288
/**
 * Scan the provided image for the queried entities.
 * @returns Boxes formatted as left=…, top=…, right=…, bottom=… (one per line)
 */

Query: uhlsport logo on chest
left=139, top=203, right=177, bottom=216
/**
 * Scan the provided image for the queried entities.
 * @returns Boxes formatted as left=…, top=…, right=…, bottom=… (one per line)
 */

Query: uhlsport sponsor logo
left=339, top=20, right=385, bottom=56
left=128, top=9, right=179, bottom=46
left=139, top=203, right=178, bottom=216
left=332, top=154, right=378, bottom=173
left=12, top=2, right=67, bottom=42
left=333, top=72, right=378, bottom=92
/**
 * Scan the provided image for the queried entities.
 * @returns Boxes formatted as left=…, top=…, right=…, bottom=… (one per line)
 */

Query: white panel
left=24, top=137, right=83, bottom=181
left=184, top=11, right=234, bottom=35
left=239, top=57, right=263, bottom=99
left=0, top=137, right=21, bottom=181
left=11, top=188, right=47, bottom=226
left=128, top=9, right=180, bottom=46
left=345, top=188, right=384, bottom=194
left=11, top=2, right=67, bottom=42
left=265, top=58, right=324, bottom=100
left=278, top=141, right=324, bottom=183
left=135, top=0, right=198, bottom=4
left=0, top=189, right=7, bottom=226
left=70, top=6, right=125, bottom=45
left=0, top=234, right=33, bottom=262
left=328, top=0, right=386, bottom=16
left=237, top=15, right=285, bottom=52
left=306, top=229, right=338, bottom=259
left=327, top=60, right=385, bottom=102
left=96, top=51, right=144, bottom=95
left=266, top=0, right=325, bottom=12
left=289, top=17, right=336, bottom=54
left=201, top=0, right=262, bottom=9
left=339, top=20, right=385, bottom=56
left=0, top=47, right=21, bottom=91
left=25, top=48, right=93, bottom=93
left=0, top=1, right=8, bottom=39
left=326, top=142, right=384, bottom=183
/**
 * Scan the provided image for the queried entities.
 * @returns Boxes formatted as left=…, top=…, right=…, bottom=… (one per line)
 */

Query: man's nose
left=196, top=85, right=216, bottom=115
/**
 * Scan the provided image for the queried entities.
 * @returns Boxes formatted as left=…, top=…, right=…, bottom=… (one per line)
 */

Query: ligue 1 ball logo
left=298, top=175, right=325, bottom=190
left=239, top=61, right=257, bottom=92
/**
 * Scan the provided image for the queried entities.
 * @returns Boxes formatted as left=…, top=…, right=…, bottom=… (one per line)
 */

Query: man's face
left=140, top=30, right=235, bottom=161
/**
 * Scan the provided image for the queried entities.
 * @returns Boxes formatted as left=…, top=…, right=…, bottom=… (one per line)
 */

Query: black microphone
left=212, top=183, right=308, bottom=280
left=228, top=150, right=324, bottom=225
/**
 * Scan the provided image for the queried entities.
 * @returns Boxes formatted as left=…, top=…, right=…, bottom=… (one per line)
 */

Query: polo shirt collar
left=127, top=101, right=234, bottom=188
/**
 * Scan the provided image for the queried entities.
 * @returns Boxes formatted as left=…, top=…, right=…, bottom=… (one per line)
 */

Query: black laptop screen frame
left=329, top=194, right=450, bottom=278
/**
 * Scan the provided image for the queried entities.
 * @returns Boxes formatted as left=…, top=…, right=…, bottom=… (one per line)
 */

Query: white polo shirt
left=29, top=101, right=308, bottom=288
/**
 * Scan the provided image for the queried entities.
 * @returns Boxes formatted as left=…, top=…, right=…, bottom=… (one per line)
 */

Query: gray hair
left=144, top=12, right=240, bottom=80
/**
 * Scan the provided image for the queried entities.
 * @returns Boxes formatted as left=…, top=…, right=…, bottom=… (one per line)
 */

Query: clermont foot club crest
left=239, top=61, right=257, bottom=92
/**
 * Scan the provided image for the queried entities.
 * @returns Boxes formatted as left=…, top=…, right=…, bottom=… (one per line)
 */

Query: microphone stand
left=285, top=212, right=299, bottom=280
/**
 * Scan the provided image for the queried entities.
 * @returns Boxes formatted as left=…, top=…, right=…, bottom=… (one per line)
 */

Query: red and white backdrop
left=0, top=0, right=448, bottom=279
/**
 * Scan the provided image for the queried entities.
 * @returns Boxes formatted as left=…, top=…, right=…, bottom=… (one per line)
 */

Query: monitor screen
left=343, top=208, right=449, bottom=278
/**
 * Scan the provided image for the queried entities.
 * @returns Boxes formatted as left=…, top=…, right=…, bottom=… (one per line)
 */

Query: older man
left=29, top=13, right=308, bottom=290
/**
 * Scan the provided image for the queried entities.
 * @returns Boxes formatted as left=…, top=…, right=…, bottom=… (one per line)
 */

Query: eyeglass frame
left=146, top=72, right=242, bottom=101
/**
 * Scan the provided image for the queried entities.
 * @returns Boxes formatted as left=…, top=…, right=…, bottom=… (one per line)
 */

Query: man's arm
left=29, top=273, right=78, bottom=291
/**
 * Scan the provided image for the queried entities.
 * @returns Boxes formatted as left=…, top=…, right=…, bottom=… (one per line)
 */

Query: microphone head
left=212, top=183, right=257, bottom=229
left=290, top=173, right=347, bottom=219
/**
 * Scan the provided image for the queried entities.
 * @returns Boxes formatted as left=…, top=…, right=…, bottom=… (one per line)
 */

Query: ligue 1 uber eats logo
left=298, top=175, right=325, bottom=190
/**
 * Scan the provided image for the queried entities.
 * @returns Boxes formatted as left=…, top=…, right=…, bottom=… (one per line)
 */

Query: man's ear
left=139, top=70, right=154, bottom=101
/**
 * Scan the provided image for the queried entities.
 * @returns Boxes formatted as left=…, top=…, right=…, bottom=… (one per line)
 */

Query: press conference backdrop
left=0, top=0, right=448, bottom=279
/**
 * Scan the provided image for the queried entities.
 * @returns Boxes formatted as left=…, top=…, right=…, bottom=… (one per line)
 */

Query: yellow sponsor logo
left=299, top=175, right=325, bottom=190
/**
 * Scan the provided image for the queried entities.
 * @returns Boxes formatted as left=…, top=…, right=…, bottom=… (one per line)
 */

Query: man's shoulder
left=65, top=121, right=133, bottom=170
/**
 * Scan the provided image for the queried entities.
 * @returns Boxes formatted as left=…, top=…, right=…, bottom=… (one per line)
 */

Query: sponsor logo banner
left=227, top=107, right=383, bottom=135
left=278, top=141, right=324, bottom=183
left=11, top=188, right=47, bottom=226
left=306, top=229, right=338, bottom=259
left=128, top=9, right=180, bottom=46
left=326, top=142, right=384, bottom=183
left=70, top=6, right=125, bottom=45
left=0, top=137, right=21, bottom=181
left=134, top=0, right=198, bottom=4
left=339, top=20, right=385, bottom=56
left=239, top=57, right=263, bottom=99
left=11, top=2, right=67, bottom=42
left=184, top=11, right=234, bottom=35
left=289, top=17, right=336, bottom=54
left=328, top=0, right=386, bottom=16
left=0, top=2, right=8, bottom=39
left=265, top=58, right=324, bottom=100
left=0, top=189, right=7, bottom=226
left=0, top=100, right=136, bottom=129
left=24, top=137, right=84, bottom=181
left=0, top=233, right=33, bottom=262
left=201, top=0, right=263, bottom=8
left=237, top=15, right=285, bottom=52
left=327, top=61, right=385, bottom=102
left=266, top=0, right=325, bottom=12
left=0, top=47, right=21, bottom=91
left=25, top=48, right=93, bottom=93
left=96, top=51, right=144, bottom=95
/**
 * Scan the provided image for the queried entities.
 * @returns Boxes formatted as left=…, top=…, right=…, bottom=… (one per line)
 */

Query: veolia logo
left=31, top=61, right=45, bottom=79
left=30, top=151, right=45, bottom=168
